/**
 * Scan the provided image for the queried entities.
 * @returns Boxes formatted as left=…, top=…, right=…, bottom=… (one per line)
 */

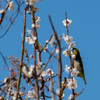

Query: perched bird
left=72, top=48, right=87, bottom=84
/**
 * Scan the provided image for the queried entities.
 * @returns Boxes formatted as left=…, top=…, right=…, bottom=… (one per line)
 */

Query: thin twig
left=50, top=74, right=55, bottom=100
left=45, top=70, right=64, bottom=83
left=0, top=1, right=24, bottom=38
left=0, top=51, right=9, bottom=70
left=65, top=12, right=69, bottom=35
left=31, top=5, right=39, bottom=100
left=48, top=15, right=62, bottom=100
left=38, top=44, right=57, bottom=77
left=0, top=0, right=10, bottom=25
left=16, top=8, right=26, bottom=100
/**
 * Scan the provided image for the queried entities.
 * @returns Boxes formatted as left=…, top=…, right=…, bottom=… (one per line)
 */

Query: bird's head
left=72, top=48, right=80, bottom=59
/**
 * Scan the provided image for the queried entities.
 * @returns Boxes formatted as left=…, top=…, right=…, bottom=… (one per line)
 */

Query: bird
left=72, top=48, right=87, bottom=84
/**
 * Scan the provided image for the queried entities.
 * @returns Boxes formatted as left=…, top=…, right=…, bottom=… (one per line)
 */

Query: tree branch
left=16, top=8, right=26, bottom=100
left=48, top=15, right=62, bottom=100
left=31, top=6, right=39, bottom=100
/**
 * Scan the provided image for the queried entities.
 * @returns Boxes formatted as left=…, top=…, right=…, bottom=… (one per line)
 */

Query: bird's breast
left=74, top=60, right=81, bottom=71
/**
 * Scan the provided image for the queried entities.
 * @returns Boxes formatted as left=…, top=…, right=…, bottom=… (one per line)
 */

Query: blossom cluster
left=22, top=62, right=54, bottom=78
left=8, top=2, right=14, bottom=11
left=62, top=18, right=82, bottom=100
left=0, top=1, right=14, bottom=14
left=25, top=0, right=38, bottom=6
left=25, top=16, right=41, bottom=45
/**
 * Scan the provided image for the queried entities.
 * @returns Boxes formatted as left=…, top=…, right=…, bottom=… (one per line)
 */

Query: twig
left=45, top=70, right=64, bottom=82
left=0, top=1, right=24, bottom=38
left=0, top=0, right=10, bottom=25
left=50, top=74, right=55, bottom=100
left=40, top=34, right=53, bottom=53
left=0, top=51, right=9, bottom=70
left=45, top=49, right=58, bottom=59
left=31, top=5, right=39, bottom=100
left=16, top=8, right=26, bottom=100
left=65, top=12, right=69, bottom=35
left=45, top=85, right=56, bottom=96
left=40, top=77, right=45, bottom=100
left=48, top=15, right=62, bottom=100
left=45, top=95, right=52, bottom=98
left=38, top=44, right=57, bottom=77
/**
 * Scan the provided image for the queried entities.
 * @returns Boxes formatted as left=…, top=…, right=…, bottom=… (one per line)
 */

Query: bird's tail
left=83, top=77, right=87, bottom=85
left=80, top=73, right=87, bottom=85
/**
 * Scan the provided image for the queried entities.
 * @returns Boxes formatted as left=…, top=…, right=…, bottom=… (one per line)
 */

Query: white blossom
left=49, top=36, right=55, bottom=47
left=25, top=0, right=38, bottom=5
left=4, top=77, right=10, bottom=87
left=62, top=19, right=72, bottom=26
left=31, top=17, right=41, bottom=28
left=35, top=62, right=42, bottom=75
left=26, top=10, right=31, bottom=14
left=71, top=68, right=79, bottom=77
left=29, top=65, right=34, bottom=71
left=0, top=9, right=4, bottom=13
left=41, top=71, right=47, bottom=77
left=67, top=94, right=72, bottom=100
left=46, top=40, right=49, bottom=43
left=35, top=25, right=40, bottom=28
left=71, top=54, right=76, bottom=59
left=22, top=65, right=34, bottom=78
left=12, top=92, right=17, bottom=100
left=36, top=62, right=47, bottom=77
left=25, top=0, right=29, bottom=5
left=63, top=49, right=69, bottom=57
left=32, top=23, right=40, bottom=28
left=56, top=88, right=64, bottom=98
left=68, top=41, right=75, bottom=50
left=26, top=89, right=36, bottom=99
left=8, top=2, right=14, bottom=11
left=62, top=33, right=73, bottom=45
left=22, top=66, right=29, bottom=77
left=25, top=36, right=37, bottom=44
left=28, top=71, right=33, bottom=77
left=49, top=40, right=54, bottom=47
left=28, top=65, right=34, bottom=77
left=36, top=68, right=41, bottom=75
left=56, top=88, right=60, bottom=96
left=67, top=93, right=80, bottom=100
left=37, top=62, right=42, bottom=67
left=67, top=78, right=77, bottom=90
left=46, top=69, right=54, bottom=76
left=27, top=28, right=33, bottom=34
left=65, top=65, right=71, bottom=73
left=67, top=79, right=72, bottom=83
left=36, top=68, right=47, bottom=77
left=32, top=23, right=35, bottom=28
left=35, top=16, right=41, bottom=24
left=55, top=49, right=59, bottom=54
left=43, top=45, right=48, bottom=52
left=29, top=0, right=37, bottom=5
left=4, top=77, right=9, bottom=83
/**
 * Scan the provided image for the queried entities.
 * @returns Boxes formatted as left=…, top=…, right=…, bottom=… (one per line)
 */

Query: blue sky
left=0, top=0, right=100, bottom=99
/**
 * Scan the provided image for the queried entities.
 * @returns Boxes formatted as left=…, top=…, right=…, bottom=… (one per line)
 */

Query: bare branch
left=31, top=5, right=39, bottom=100
left=16, top=8, right=26, bottom=100
left=48, top=15, right=63, bottom=100
left=65, top=12, right=69, bottom=35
